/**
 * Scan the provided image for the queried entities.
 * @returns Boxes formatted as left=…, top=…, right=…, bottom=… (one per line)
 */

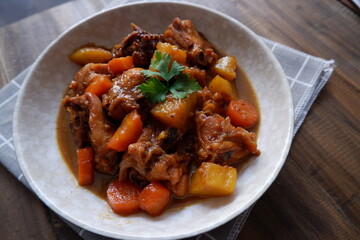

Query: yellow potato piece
left=156, top=42, right=187, bottom=65
left=208, top=75, right=237, bottom=100
left=212, top=56, right=237, bottom=81
left=188, top=162, right=237, bottom=196
left=69, top=46, right=112, bottom=65
left=151, top=93, right=197, bottom=132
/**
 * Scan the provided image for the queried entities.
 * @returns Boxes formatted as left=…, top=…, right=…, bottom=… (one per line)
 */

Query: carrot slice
left=139, top=181, right=171, bottom=216
left=85, top=76, right=113, bottom=96
left=107, top=180, right=142, bottom=216
left=226, top=99, right=259, bottom=129
left=106, top=110, right=143, bottom=152
left=108, top=56, right=134, bottom=75
left=77, top=147, right=94, bottom=185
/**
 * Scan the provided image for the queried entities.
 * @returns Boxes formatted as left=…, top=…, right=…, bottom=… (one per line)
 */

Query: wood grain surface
left=0, top=0, right=359, bottom=239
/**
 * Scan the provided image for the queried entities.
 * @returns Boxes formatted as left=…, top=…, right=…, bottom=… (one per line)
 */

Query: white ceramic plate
left=13, top=2, right=293, bottom=239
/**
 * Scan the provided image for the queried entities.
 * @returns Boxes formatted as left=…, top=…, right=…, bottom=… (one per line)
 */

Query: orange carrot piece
left=77, top=147, right=94, bottom=185
left=139, top=181, right=171, bottom=216
left=106, top=110, right=143, bottom=152
left=85, top=76, right=113, bottom=96
left=108, top=56, right=134, bottom=75
left=107, top=180, right=142, bottom=216
left=226, top=99, right=259, bottom=129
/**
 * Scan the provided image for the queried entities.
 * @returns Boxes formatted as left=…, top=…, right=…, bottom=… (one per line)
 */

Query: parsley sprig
left=138, top=51, right=202, bottom=103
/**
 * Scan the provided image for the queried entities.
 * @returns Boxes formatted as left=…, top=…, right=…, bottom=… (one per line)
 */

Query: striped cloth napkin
left=0, top=0, right=334, bottom=239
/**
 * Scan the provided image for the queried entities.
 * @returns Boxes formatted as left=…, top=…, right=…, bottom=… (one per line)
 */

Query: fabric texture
left=0, top=0, right=334, bottom=239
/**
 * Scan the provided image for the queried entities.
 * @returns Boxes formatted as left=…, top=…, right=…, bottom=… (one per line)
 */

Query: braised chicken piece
left=102, top=68, right=146, bottom=120
left=112, top=24, right=164, bottom=67
left=63, top=93, right=120, bottom=174
left=196, top=87, right=228, bottom=115
left=62, top=63, right=111, bottom=148
left=195, top=111, right=260, bottom=165
left=194, top=86, right=260, bottom=165
left=66, top=63, right=110, bottom=97
left=164, top=18, right=218, bottom=67
left=118, top=124, right=193, bottom=196
left=62, top=94, right=91, bottom=148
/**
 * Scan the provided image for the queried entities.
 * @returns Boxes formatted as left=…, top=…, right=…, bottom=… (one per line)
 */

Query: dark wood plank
left=338, top=0, right=360, bottom=15
left=48, top=211, right=83, bottom=240
left=234, top=0, right=360, bottom=239
left=240, top=156, right=359, bottom=239
left=0, top=0, right=359, bottom=239
left=0, top=165, right=57, bottom=240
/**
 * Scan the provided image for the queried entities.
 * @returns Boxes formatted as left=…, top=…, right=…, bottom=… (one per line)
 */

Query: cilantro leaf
left=167, top=60, right=185, bottom=81
left=138, top=50, right=202, bottom=103
left=149, top=51, right=171, bottom=77
left=146, top=51, right=185, bottom=82
left=138, top=78, right=168, bottom=103
left=141, top=69, right=163, bottom=79
left=170, top=74, right=202, bottom=99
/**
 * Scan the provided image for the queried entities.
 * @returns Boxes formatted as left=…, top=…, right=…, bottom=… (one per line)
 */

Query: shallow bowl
left=14, top=1, right=293, bottom=239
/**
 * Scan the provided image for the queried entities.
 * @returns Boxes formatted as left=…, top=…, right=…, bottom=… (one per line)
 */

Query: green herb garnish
left=138, top=51, right=202, bottom=103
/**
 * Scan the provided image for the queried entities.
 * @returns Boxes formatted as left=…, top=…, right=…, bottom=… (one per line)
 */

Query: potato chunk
left=212, top=56, right=237, bottom=81
left=155, top=42, right=187, bottom=65
left=70, top=46, right=112, bottom=65
left=151, top=93, right=197, bottom=132
left=209, top=75, right=237, bottom=100
left=188, top=162, right=237, bottom=196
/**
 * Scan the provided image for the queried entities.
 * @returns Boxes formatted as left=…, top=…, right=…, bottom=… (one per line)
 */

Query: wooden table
left=0, top=0, right=359, bottom=239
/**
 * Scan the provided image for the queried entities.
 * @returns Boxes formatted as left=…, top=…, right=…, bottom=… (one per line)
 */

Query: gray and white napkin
left=0, top=0, right=334, bottom=239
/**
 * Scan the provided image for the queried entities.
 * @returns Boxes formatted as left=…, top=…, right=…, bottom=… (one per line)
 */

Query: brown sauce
left=56, top=64, right=260, bottom=203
